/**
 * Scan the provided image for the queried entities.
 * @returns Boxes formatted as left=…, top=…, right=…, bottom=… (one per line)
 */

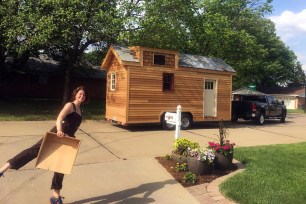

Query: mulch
left=155, top=156, right=237, bottom=188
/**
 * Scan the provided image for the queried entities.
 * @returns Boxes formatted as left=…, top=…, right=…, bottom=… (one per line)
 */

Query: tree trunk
left=63, top=63, right=73, bottom=104
left=0, top=48, right=6, bottom=83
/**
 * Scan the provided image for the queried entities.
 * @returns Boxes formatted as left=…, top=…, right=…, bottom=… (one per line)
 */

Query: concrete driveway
left=1, top=113, right=306, bottom=203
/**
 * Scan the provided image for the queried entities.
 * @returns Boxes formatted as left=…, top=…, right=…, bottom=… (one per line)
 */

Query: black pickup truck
left=231, top=94, right=287, bottom=125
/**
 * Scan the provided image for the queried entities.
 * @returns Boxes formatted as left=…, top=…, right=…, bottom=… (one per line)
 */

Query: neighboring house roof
left=25, top=55, right=61, bottom=75
left=233, top=87, right=266, bottom=95
left=111, top=45, right=235, bottom=73
left=7, top=55, right=106, bottom=79
left=259, top=87, right=305, bottom=97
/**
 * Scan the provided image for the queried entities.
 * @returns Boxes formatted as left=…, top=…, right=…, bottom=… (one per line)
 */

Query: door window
left=205, top=81, right=214, bottom=90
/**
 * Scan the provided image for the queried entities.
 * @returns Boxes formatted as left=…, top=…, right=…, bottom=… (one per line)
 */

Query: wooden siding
left=143, top=51, right=175, bottom=68
left=105, top=56, right=128, bottom=123
left=103, top=46, right=234, bottom=125
left=127, top=66, right=232, bottom=124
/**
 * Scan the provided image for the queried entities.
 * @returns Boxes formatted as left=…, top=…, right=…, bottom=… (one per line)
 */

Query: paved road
left=1, top=113, right=306, bottom=203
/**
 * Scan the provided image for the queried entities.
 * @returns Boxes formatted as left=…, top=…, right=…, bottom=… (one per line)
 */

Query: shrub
left=173, top=138, right=200, bottom=157
left=174, top=162, right=188, bottom=172
left=183, top=172, right=197, bottom=184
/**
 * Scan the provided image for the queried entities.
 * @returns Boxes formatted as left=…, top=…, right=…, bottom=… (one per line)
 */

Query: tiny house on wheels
left=101, top=45, right=236, bottom=129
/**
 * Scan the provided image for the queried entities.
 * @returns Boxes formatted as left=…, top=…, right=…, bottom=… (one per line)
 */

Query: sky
left=267, top=0, right=306, bottom=72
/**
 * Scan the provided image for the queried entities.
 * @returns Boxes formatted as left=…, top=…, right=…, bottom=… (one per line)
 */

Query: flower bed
left=160, top=120, right=238, bottom=186
left=156, top=156, right=237, bottom=187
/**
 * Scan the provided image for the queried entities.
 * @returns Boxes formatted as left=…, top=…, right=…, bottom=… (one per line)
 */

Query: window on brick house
left=163, top=73, right=174, bottom=91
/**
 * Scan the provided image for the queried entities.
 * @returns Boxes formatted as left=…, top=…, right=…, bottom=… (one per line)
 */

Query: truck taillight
left=252, top=103, right=256, bottom=112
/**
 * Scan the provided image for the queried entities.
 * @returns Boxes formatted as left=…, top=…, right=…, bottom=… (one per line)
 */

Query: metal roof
left=112, top=45, right=235, bottom=73
left=112, top=45, right=140, bottom=63
left=179, top=54, right=235, bottom=73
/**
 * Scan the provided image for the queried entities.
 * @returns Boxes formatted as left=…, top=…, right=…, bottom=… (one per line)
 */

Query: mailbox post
left=165, top=105, right=182, bottom=139
left=175, top=105, right=182, bottom=139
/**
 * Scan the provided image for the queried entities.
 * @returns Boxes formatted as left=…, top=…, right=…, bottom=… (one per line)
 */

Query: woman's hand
left=56, top=131, right=66, bottom=137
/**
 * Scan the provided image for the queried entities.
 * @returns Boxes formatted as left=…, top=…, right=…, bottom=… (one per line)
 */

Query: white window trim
left=110, top=73, right=116, bottom=91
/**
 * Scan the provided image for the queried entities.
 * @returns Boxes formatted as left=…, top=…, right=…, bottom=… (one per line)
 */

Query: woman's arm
left=56, top=103, right=73, bottom=137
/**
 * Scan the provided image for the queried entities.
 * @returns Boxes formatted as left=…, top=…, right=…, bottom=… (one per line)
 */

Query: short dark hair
left=71, top=86, right=89, bottom=103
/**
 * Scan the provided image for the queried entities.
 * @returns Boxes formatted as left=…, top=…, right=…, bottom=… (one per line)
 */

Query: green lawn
left=0, top=98, right=105, bottom=121
left=220, top=143, right=306, bottom=204
left=287, top=109, right=306, bottom=114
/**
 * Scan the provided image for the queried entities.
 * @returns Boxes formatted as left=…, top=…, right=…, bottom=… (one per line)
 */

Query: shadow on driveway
left=70, top=179, right=177, bottom=204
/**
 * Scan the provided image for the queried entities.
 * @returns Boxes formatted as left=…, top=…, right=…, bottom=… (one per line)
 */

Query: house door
left=204, top=80, right=217, bottom=117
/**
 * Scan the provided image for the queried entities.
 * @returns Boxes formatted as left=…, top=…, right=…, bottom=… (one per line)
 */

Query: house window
left=163, top=73, right=174, bottom=91
left=30, top=75, right=48, bottom=85
left=205, top=81, right=214, bottom=90
left=110, top=73, right=116, bottom=90
left=154, top=54, right=166, bottom=65
left=39, top=76, right=48, bottom=85
left=30, top=75, right=39, bottom=84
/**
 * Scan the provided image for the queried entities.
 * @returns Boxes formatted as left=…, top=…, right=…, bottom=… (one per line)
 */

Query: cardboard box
left=35, top=132, right=81, bottom=175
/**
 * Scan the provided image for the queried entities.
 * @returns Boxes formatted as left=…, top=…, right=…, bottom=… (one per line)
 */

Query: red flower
left=223, top=145, right=231, bottom=150
left=208, top=142, right=217, bottom=147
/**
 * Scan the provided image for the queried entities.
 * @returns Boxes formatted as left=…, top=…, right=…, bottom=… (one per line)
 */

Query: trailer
left=101, top=45, right=236, bottom=129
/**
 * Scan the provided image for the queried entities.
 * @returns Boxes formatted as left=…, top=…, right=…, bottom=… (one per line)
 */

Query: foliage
left=183, top=172, right=197, bottom=184
left=173, top=138, right=200, bottom=157
left=124, top=0, right=305, bottom=89
left=1, top=0, right=305, bottom=98
left=220, top=142, right=306, bottom=204
left=0, top=0, right=128, bottom=102
left=83, top=50, right=107, bottom=66
left=163, top=154, right=172, bottom=160
left=208, top=121, right=235, bottom=156
left=172, top=162, right=188, bottom=172
left=187, top=147, right=215, bottom=163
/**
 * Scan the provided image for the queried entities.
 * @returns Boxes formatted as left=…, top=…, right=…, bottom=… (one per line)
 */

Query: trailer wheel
left=231, top=114, right=238, bottom=123
left=162, top=118, right=175, bottom=130
left=256, top=113, right=265, bottom=125
left=181, top=114, right=192, bottom=130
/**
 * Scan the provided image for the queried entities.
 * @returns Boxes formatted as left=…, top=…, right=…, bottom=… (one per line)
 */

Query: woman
left=0, top=86, right=88, bottom=204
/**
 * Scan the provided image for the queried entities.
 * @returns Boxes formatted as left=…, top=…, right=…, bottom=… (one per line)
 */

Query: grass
left=0, top=98, right=105, bottom=121
left=220, top=143, right=306, bottom=204
left=287, top=109, right=306, bottom=114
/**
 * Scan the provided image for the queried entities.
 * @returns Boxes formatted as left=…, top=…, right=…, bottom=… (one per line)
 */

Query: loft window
left=163, top=73, right=174, bottom=91
left=154, top=54, right=166, bottom=65
left=110, top=73, right=116, bottom=91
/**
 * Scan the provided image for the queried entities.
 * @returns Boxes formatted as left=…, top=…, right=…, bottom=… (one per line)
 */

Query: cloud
left=269, top=9, right=306, bottom=42
left=269, top=9, right=306, bottom=72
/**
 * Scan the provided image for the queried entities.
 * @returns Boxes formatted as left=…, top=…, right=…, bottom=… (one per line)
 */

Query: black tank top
left=50, top=103, right=82, bottom=137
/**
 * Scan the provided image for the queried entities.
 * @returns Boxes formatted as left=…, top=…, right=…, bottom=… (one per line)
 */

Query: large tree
left=1, top=0, right=129, bottom=102
left=123, top=0, right=305, bottom=89
left=0, top=1, right=54, bottom=85
left=43, top=0, right=126, bottom=102
left=1, top=0, right=304, bottom=99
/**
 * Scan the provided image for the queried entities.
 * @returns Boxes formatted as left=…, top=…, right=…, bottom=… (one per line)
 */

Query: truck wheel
left=181, top=114, right=192, bottom=130
left=256, top=113, right=265, bottom=125
left=162, top=118, right=175, bottom=130
left=231, top=115, right=238, bottom=123
left=280, top=111, right=286, bottom=123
